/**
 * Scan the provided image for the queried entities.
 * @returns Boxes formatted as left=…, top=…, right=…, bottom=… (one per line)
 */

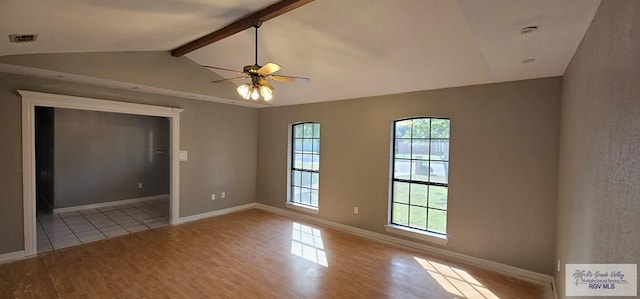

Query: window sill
left=285, top=202, right=319, bottom=215
left=384, top=224, right=448, bottom=246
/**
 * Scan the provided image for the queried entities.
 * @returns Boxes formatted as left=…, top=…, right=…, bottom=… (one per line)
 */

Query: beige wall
left=0, top=76, right=23, bottom=255
left=556, top=0, right=640, bottom=297
left=0, top=73, right=257, bottom=254
left=257, top=77, right=561, bottom=275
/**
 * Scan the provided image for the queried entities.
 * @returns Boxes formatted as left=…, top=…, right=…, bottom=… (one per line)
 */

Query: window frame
left=286, top=122, right=320, bottom=214
left=386, top=117, right=450, bottom=245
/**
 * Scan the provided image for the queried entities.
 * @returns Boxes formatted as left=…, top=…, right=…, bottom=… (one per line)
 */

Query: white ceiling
left=0, top=0, right=600, bottom=106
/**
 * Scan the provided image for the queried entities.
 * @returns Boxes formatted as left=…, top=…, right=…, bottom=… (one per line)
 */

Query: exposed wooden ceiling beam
left=171, top=0, right=314, bottom=57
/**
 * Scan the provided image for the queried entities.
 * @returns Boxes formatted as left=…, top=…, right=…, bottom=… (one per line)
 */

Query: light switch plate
left=178, top=150, right=188, bottom=161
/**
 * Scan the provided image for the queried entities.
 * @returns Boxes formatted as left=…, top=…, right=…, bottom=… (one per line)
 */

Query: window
left=390, top=117, right=450, bottom=236
left=289, top=122, right=320, bottom=209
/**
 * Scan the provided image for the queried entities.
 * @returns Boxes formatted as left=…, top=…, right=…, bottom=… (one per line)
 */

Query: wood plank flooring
left=1, top=209, right=552, bottom=298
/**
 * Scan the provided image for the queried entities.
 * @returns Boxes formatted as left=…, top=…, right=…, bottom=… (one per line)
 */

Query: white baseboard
left=53, top=194, right=169, bottom=213
left=175, top=203, right=257, bottom=225
left=254, top=203, right=554, bottom=285
left=552, top=277, right=559, bottom=299
left=0, top=250, right=26, bottom=264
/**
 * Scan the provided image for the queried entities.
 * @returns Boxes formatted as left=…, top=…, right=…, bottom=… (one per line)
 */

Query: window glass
left=290, top=123, right=320, bottom=208
left=390, top=118, right=450, bottom=235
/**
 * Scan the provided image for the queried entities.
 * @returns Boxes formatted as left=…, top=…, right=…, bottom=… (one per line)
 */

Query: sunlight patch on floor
left=291, top=222, right=328, bottom=267
left=414, top=256, right=499, bottom=299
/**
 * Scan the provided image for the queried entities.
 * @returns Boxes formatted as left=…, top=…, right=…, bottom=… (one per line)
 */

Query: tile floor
left=37, top=198, right=170, bottom=253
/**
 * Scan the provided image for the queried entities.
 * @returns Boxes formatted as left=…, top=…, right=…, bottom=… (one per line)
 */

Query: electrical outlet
left=221, top=192, right=226, bottom=199
left=354, top=206, right=359, bottom=214
left=557, top=259, right=561, bottom=273
left=211, top=194, right=216, bottom=200
left=138, top=183, right=143, bottom=188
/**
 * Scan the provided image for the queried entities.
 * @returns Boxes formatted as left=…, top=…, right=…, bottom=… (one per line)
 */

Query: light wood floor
left=1, top=209, right=552, bottom=298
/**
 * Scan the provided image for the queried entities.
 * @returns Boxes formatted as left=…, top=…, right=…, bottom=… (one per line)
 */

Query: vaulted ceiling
left=0, top=0, right=600, bottom=107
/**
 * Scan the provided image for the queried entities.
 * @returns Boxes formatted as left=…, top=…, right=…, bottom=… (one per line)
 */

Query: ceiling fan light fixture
left=237, top=83, right=251, bottom=99
left=250, top=86, right=260, bottom=100
left=207, top=22, right=309, bottom=103
left=260, top=85, right=273, bottom=101
left=238, top=81, right=273, bottom=101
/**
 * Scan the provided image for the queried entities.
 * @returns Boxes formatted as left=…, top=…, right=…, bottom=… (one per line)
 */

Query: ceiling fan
left=202, top=21, right=310, bottom=101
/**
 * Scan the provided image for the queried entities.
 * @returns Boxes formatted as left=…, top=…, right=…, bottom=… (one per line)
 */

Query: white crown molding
left=0, top=63, right=266, bottom=108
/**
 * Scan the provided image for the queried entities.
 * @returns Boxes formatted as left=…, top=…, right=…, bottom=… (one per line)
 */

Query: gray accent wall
left=556, top=0, right=640, bottom=297
left=52, top=108, right=169, bottom=209
left=257, top=77, right=561, bottom=275
left=0, top=72, right=257, bottom=254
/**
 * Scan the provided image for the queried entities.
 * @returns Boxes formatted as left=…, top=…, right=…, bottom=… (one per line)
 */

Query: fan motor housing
left=243, top=65, right=261, bottom=73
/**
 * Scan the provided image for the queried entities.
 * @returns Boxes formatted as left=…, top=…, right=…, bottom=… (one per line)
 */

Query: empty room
left=1, top=0, right=638, bottom=298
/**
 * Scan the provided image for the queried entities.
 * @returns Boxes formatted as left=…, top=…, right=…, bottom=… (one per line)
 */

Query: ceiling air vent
left=9, top=34, right=38, bottom=43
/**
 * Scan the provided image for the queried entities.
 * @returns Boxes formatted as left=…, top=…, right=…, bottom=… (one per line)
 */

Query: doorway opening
left=34, top=106, right=171, bottom=252
left=22, top=90, right=183, bottom=256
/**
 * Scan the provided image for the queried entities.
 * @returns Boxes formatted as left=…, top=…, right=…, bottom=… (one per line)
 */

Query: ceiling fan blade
left=211, top=77, right=246, bottom=83
left=258, top=79, right=275, bottom=91
left=201, top=65, right=244, bottom=74
left=257, top=62, right=282, bottom=75
left=269, top=75, right=310, bottom=83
